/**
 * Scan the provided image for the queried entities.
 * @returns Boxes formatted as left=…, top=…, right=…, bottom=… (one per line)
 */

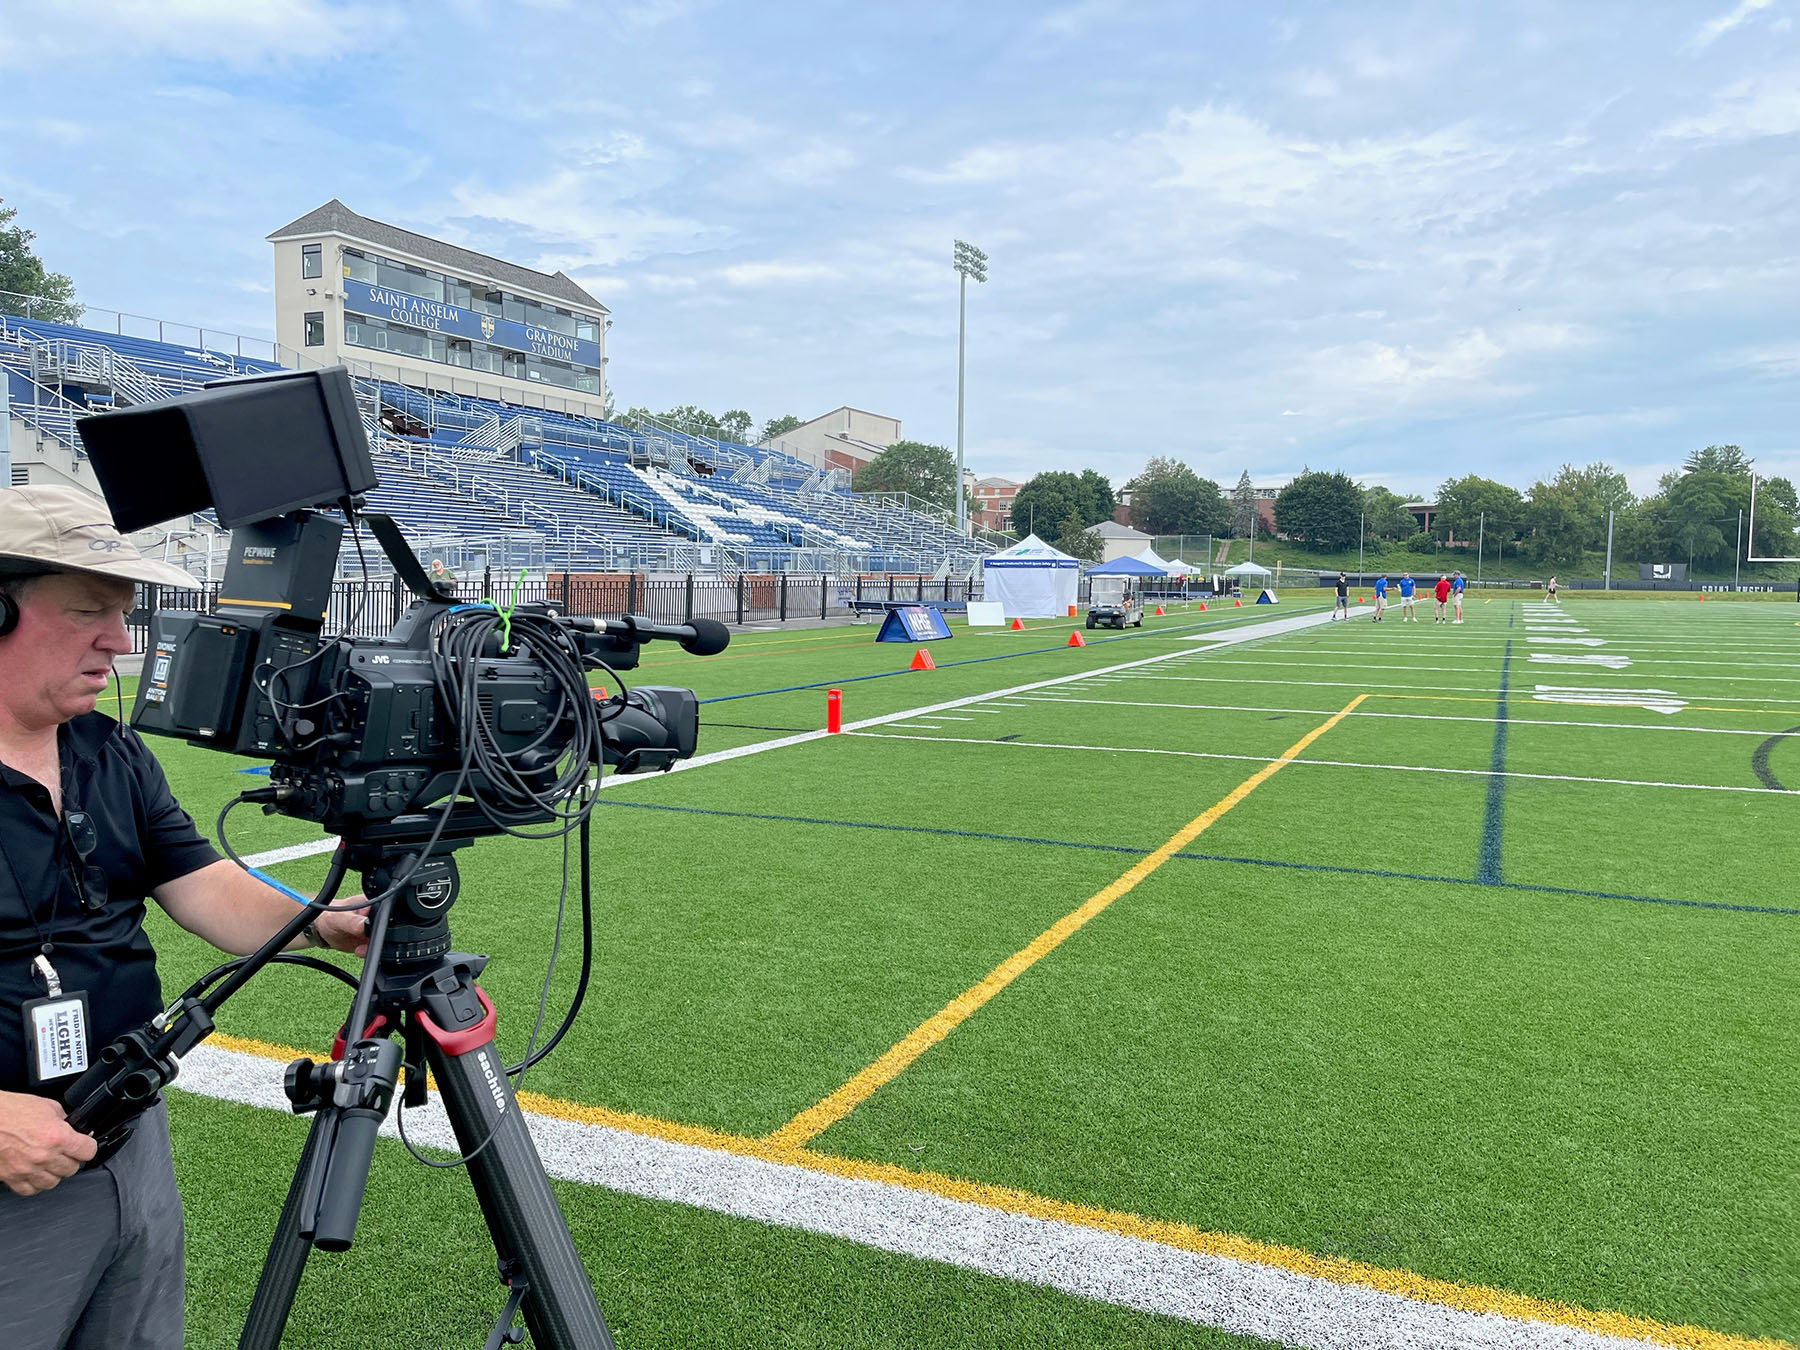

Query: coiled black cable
left=426, top=606, right=605, bottom=838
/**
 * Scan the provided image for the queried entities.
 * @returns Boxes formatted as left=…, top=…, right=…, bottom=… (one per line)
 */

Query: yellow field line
left=763, top=693, right=1370, bottom=1152
left=199, top=1029, right=1784, bottom=1350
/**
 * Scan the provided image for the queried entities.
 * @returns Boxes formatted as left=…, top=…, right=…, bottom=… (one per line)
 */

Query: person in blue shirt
left=1451, top=570, right=1466, bottom=624
left=1398, top=572, right=1417, bottom=622
left=1372, top=574, right=1388, bottom=622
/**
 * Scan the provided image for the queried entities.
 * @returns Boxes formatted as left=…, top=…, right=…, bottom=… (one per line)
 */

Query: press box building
left=268, top=200, right=609, bottom=418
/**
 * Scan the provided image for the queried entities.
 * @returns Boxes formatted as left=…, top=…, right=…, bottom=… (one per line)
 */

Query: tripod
left=237, top=832, right=615, bottom=1350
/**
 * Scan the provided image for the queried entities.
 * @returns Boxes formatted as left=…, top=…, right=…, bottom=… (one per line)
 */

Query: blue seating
left=2, top=311, right=998, bottom=571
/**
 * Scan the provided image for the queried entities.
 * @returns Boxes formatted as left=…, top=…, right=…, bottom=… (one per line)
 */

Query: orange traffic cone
left=1198, top=602, right=1206, bottom=611
left=1154, top=605, right=1165, bottom=616
left=1010, top=617, right=1025, bottom=630
left=1698, top=593, right=1705, bottom=602
left=910, top=648, right=936, bottom=670
left=1234, top=598, right=1242, bottom=607
left=1067, top=631, right=1086, bottom=647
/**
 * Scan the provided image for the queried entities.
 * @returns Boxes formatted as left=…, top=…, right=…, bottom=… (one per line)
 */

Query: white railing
left=0, top=287, right=282, bottom=364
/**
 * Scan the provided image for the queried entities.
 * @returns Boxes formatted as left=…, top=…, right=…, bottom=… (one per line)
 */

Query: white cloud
left=1661, top=68, right=1800, bottom=140
left=716, top=261, right=844, bottom=288
left=1287, top=69, right=1340, bottom=99
left=1036, top=0, right=1122, bottom=38
left=0, top=0, right=397, bottom=69
left=1734, top=342, right=1800, bottom=378
left=1687, top=0, right=1774, bottom=49
left=618, top=0, right=692, bottom=31
left=445, top=169, right=722, bottom=269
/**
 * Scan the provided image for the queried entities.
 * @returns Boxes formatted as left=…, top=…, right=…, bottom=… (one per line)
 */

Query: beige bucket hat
left=0, top=484, right=201, bottom=589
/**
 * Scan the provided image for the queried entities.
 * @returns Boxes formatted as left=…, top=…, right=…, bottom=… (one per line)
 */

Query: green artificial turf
left=169, top=1093, right=1267, bottom=1350
left=129, top=598, right=1800, bottom=1342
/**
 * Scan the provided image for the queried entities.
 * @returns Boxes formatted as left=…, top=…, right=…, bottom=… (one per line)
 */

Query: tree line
left=619, top=405, right=806, bottom=446
left=998, top=446, right=1798, bottom=572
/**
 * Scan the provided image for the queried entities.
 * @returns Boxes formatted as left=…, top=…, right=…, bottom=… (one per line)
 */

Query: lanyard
left=0, top=737, right=74, bottom=988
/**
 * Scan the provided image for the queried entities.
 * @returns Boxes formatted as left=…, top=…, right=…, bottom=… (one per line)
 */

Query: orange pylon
left=1010, top=617, right=1025, bottom=630
left=1154, top=605, right=1165, bottom=616
left=1067, top=604, right=1077, bottom=617
left=910, top=648, right=936, bottom=670
left=1198, top=602, right=1207, bottom=611
left=1067, top=631, right=1086, bottom=647
left=1234, top=598, right=1242, bottom=607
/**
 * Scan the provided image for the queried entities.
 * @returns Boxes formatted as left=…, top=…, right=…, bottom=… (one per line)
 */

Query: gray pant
left=0, top=1098, right=183, bottom=1350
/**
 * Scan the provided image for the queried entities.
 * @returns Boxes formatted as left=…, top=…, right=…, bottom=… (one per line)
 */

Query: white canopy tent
left=981, top=534, right=1080, bottom=617
left=1222, top=559, right=1277, bottom=604
left=1139, top=548, right=1204, bottom=577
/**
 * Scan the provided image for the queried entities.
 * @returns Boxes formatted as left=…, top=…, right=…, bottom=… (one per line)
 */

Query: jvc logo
left=477, top=1050, right=507, bottom=1116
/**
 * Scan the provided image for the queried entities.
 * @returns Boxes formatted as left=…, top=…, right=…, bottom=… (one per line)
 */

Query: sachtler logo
left=477, top=1049, right=507, bottom=1116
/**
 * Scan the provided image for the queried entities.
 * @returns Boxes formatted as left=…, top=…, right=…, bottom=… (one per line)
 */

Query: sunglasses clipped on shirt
left=63, top=809, right=108, bottom=914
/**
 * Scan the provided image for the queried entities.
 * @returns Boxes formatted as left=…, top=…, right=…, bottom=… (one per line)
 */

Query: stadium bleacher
left=0, top=311, right=1003, bottom=576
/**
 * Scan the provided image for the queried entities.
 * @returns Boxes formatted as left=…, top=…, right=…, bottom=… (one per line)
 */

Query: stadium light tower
left=952, top=239, right=988, bottom=536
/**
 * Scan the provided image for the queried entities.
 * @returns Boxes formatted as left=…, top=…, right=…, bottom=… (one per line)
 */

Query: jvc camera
left=77, top=366, right=725, bottom=835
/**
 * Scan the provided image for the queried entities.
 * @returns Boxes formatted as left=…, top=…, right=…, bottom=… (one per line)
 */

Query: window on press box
left=301, top=244, right=321, bottom=279
left=304, top=312, right=324, bottom=347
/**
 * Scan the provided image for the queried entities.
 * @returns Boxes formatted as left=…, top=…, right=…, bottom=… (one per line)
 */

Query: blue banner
left=341, top=278, right=601, bottom=368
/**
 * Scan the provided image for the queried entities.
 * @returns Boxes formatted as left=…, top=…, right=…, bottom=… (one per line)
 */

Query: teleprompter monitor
left=77, top=365, right=377, bottom=532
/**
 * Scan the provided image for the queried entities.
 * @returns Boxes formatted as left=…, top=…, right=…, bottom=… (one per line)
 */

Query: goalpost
left=1747, top=473, right=1800, bottom=563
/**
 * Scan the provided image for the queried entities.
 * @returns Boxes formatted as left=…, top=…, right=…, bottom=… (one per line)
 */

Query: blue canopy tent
left=1084, top=556, right=1168, bottom=576
left=1085, top=554, right=1164, bottom=615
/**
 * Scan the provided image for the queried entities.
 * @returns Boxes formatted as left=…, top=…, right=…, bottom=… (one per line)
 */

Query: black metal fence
left=129, top=573, right=980, bottom=652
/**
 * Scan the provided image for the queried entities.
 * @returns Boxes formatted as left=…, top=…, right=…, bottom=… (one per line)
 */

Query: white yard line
left=170, top=1044, right=1698, bottom=1350
left=1198, top=656, right=1800, bottom=679
left=1010, top=695, right=1785, bottom=736
left=1126, top=673, right=1800, bottom=702
left=847, top=732, right=1800, bottom=796
left=241, top=838, right=341, bottom=868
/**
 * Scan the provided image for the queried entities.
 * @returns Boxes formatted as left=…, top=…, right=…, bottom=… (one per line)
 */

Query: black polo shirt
left=0, top=712, right=219, bottom=1097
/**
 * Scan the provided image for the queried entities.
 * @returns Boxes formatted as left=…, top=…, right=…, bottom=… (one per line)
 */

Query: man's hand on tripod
left=310, top=899, right=370, bottom=957
left=0, top=1090, right=98, bottom=1195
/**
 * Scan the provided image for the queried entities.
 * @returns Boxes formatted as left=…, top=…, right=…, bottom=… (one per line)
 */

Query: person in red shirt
left=1433, top=574, right=1452, bottom=623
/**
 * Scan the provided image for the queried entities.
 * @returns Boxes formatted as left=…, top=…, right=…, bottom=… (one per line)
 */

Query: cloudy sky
left=1, top=1, right=1795, bottom=497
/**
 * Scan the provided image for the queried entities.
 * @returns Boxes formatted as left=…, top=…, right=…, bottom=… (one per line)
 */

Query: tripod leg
left=419, top=989, right=614, bottom=1350
left=239, top=1106, right=333, bottom=1350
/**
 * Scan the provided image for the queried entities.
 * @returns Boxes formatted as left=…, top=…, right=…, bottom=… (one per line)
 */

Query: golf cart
left=1086, top=575, right=1144, bottom=629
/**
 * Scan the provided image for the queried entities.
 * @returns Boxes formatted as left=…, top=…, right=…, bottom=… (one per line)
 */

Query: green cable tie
left=494, top=567, right=528, bottom=652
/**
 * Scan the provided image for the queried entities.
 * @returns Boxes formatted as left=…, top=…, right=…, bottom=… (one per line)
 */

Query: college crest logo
left=481, top=315, right=496, bottom=339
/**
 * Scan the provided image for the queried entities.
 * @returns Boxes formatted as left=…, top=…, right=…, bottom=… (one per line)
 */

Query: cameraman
left=0, top=486, right=365, bottom=1350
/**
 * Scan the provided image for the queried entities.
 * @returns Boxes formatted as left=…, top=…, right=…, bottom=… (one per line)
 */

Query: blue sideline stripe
left=592, top=800, right=1798, bottom=918
left=697, top=604, right=1331, bottom=705
left=1475, top=620, right=1513, bottom=886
